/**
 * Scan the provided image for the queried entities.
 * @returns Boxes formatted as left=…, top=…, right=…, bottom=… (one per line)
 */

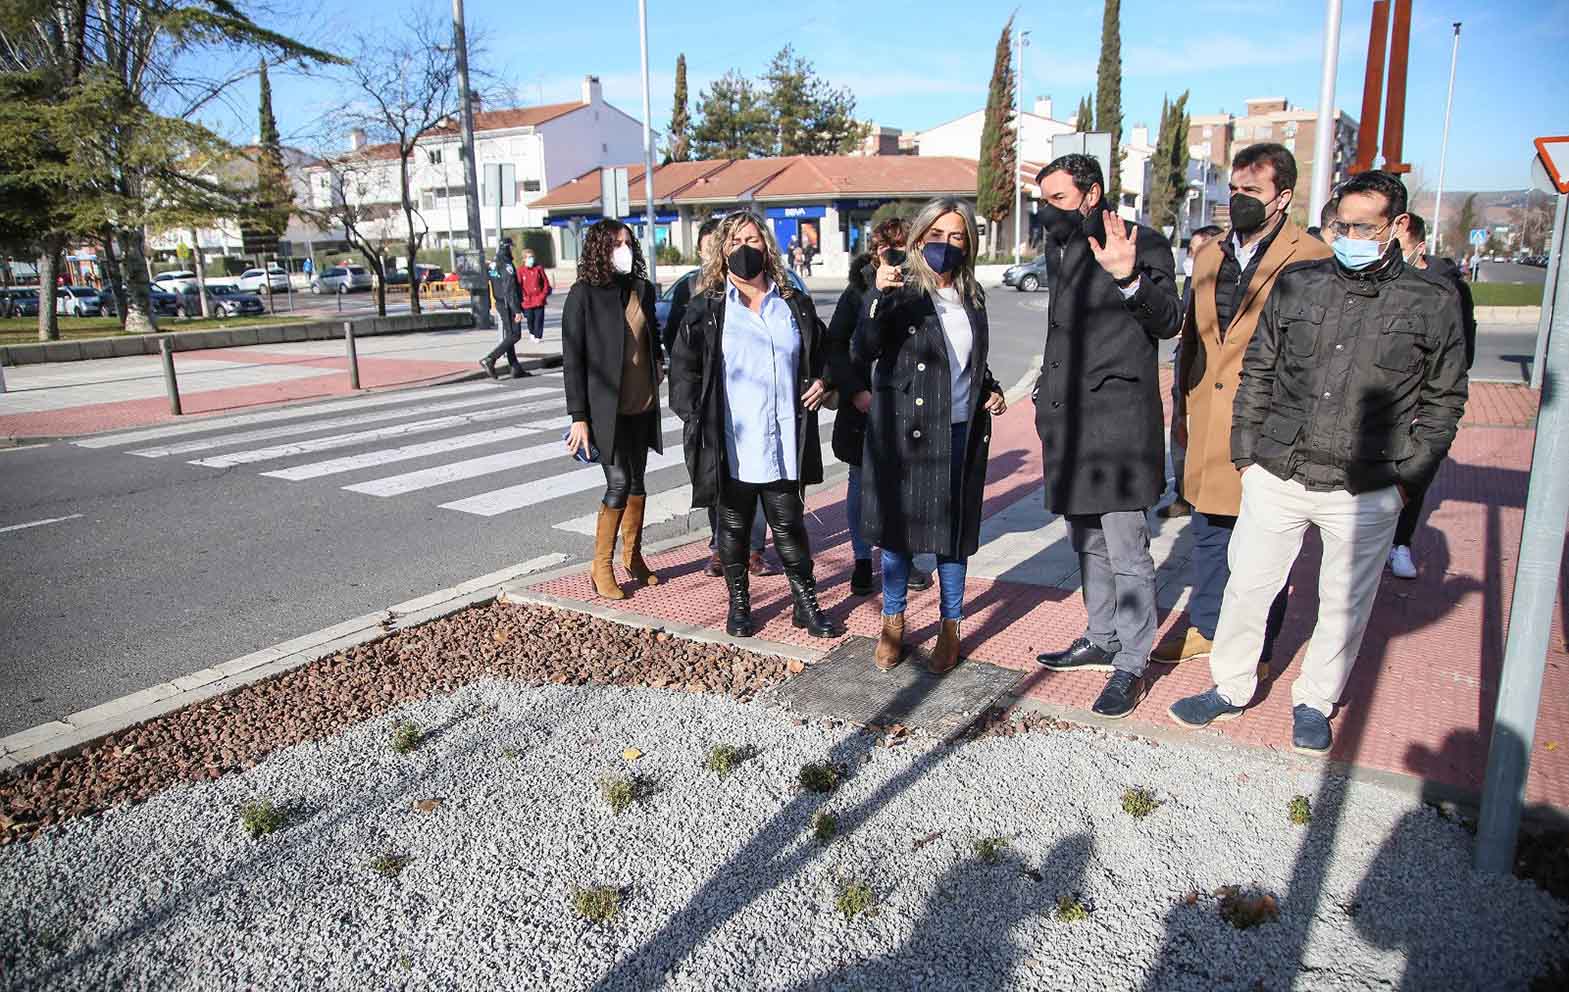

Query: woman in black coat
left=669, top=210, right=841, bottom=640
left=562, top=220, right=663, bottom=600
left=855, top=197, right=1007, bottom=674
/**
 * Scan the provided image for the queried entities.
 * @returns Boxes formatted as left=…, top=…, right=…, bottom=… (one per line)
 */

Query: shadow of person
left=787, top=832, right=1094, bottom=992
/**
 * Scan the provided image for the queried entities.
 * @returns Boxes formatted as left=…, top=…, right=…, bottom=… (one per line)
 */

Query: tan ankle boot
left=620, top=495, right=658, bottom=586
left=875, top=613, right=905, bottom=671
left=591, top=504, right=625, bottom=599
left=929, top=619, right=961, bottom=674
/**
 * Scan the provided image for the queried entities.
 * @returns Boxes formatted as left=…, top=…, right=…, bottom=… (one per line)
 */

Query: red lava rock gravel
left=0, top=603, right=794, bottom=846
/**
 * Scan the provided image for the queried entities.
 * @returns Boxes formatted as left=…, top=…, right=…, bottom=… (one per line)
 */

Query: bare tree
left=301, top=155, right=400, bottom=315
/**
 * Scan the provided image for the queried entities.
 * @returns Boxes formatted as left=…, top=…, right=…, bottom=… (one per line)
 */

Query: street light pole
left=1430, top=23, right=1462, bottom=254
left=1013, top=29, right=1031, bottom=265
left=1309, top=0, right=1345, bottom=225
left=636, top=0, right=659, bottom=289
left=451, top=0, right=489, bottom=329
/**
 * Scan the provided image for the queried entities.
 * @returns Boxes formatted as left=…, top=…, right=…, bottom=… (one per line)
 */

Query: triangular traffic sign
left=1535, top=136, right=1569, bottom=194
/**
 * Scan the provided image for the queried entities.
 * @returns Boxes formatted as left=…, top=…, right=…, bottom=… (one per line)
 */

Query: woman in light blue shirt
left=670, top=211, right=843, bottom=640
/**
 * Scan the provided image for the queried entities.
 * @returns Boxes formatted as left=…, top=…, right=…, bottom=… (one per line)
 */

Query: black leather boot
left=723, top=563, right=754, bottom=637
left=787, top=570, right=844, bottom=638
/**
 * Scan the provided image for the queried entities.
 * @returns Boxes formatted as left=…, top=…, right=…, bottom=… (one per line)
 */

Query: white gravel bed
left=1, top=680, right=1561, bottom=991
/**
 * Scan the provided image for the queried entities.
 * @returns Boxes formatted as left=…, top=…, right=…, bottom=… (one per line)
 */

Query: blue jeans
left=1191, top=509, right=1287, bottom=658
left=880, top=421, right=969, bottom=621
left=846, top=465, right=871, bottom=561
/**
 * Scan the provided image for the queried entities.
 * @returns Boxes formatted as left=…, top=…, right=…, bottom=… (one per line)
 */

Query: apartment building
left=1187, top=97, right=1359, bottom=227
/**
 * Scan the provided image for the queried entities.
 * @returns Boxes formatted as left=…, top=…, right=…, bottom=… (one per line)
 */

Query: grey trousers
left=1067, top=510, right=1157, bottom=676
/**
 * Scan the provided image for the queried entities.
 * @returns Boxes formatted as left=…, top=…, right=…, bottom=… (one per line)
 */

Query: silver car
left=55, top=285, right=102, bottom=316
left=311, top=264, right=373, bottom=294
left=237, top=265, right=290, bottom=293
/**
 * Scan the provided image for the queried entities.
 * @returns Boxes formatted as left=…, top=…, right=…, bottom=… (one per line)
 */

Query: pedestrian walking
left=1157, top=223, right=1224, bottom=521
left=562, top=220, right=665, bottom=600
left=480, top=238, right=526, bottom=379
left=1167, top=171, right=1469, bottom=754
left=1030, top=153, right=1183, bottom=719
left=855, top=198, right=1007, bottom=673
left=669, top=210, right=842, bottom=639
left=517, top=246, right=552, bottom=344
left=667, top=218, right=776, bottom=578
left=1384, top=210, right=1477, bottom=580
left=1152, top=144, right=1331, bottom=669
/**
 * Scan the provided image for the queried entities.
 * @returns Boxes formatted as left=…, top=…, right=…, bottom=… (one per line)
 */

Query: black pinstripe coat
left=853, top=286, right=1001, bottom=558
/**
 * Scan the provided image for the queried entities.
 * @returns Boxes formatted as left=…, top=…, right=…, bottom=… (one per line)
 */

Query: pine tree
left=665, top=54, right=690, bottom=164
left=1075, top=94, right=1093, bottom=132
left=1095, top=0, right=1123, bottom=206
left=690, top=71, right=771, bottom=160
left=764, top=46, right=868, bottom=155
left=254, top=59, right=292, bottom=242
left=976, top=15, right=1017, bottom=239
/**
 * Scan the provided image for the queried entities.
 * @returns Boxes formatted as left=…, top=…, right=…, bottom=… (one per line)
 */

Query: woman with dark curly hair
left=562, top=219, right=663, bottom=599
left=670, top=210, right=843, bottom=639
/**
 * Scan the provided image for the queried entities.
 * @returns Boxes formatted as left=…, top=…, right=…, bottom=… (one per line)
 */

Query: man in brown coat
left=1151, top=143, right=1331, bottom=665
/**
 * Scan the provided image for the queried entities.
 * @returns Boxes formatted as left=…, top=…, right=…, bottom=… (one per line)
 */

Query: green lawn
left=1470, top=282, right=1544, bottom=307
left=0, top=313, right=315, bottom=346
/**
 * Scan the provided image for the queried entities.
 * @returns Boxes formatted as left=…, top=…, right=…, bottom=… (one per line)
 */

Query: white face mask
left=523, top=256, right=535, bottom=267
left=1182, top=257, right=1194, bottom=278
left=611, top=244, right=634, bottom=274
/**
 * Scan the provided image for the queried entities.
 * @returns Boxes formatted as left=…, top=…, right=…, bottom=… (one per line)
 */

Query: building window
left=427, top=149, right=443, bottom=165
left=601, top=143, right=608, bottom=153
left=422, top=192, right=436, bottom=210
left=523, top=179, right=541, bottom=192
left=1203, top=126, right=1213, bottom=138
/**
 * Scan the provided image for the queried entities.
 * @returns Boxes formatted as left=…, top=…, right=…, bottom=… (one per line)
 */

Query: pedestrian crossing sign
left=1534, top=135, right=1569, bottom=194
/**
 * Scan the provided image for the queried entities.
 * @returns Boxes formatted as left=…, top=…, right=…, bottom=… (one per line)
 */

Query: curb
left=0, top=554, right=568, bottom=773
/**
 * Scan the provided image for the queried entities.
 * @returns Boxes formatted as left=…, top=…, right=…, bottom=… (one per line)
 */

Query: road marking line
left=0, top=513, right=83, bottom=535
left=440, top=449, right=687, bottom=516
left=130, top=388, right=555, bottom=458
left=348, top=416, right=683, bottom=497
left=190, top=397, right=563, bottom=467
left=261, top=424, right=539, bottom=480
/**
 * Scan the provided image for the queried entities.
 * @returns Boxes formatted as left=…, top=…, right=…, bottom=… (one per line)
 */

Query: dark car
left=179, top=283, right=266, bottom=317
left=385, top=263, right=446, bottom=286
left=654, top=267, right=809, bottom=328
left=1, top=287, right=40, bottom=318
left=1001, top=254, right=1049, bottom=292
left=100, top=286, right=181, bottom=317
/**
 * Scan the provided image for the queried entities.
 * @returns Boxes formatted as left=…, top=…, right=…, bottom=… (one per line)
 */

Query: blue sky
left=235, top=0, right=1567, bottom=193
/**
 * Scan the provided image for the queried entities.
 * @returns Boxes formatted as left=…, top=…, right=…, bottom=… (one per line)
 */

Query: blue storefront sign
left=764, top=205, right=826, bottom=220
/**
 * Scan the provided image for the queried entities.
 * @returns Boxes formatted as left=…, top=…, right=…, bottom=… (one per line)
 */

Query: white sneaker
left=1389, top=545, right=1417, bottom=579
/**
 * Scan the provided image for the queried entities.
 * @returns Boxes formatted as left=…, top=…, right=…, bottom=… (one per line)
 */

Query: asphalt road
left=1474, top=260, right=1548, bottom=285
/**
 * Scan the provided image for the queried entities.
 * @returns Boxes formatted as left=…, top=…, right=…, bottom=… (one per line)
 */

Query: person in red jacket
left=516, top=247, right=552, bottom=343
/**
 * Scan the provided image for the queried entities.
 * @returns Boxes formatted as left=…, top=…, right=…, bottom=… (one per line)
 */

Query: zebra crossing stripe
left=129, top=388, right=555, bottom=458
left=438, top=450, right=688, bottom=517
left=346, top=416, right=683, bottom=498
left=260, top=425, right=538, bottom=481
left=190, top=397, right=565, bottom=468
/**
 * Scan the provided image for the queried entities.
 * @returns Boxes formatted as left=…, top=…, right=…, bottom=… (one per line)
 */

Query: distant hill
left=1407, top=189, right=1550, bottom=227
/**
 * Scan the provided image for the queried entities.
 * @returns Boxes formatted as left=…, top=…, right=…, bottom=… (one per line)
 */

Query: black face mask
left=1229, top=193, right=1271, bottom=235
left=1041, top=202, right=1086, bottom=243
left=727, top=244, right=766, bottom=280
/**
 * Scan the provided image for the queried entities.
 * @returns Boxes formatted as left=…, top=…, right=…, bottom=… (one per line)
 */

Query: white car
left=236, top=265, right=290, bottom=293
left=153, top=270, right=201, bottom=295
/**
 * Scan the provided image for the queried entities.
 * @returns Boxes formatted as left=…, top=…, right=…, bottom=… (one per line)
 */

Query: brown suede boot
left=929, top=619, right=962, bottom=674
left=620, top=495, right=659, bottom=586
left=875, top=613, right=905, bottom=671
left=590, top=504, right=625, bottom=599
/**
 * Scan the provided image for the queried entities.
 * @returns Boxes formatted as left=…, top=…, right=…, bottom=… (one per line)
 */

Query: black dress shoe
left=907, top=569, right=934, bottom=591
left=510, top=367, right=529, bottom=379
left=480, top=359, right=499, bottom=380
left=1092, top=670, right=1147, bottom=719
left=849, top=559, right=875, bottom=596
left=1036, top=636, right=1117, bottom=671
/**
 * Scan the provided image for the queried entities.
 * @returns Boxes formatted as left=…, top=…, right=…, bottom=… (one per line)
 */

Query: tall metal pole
left=636, top=0, right=659, bottom=289
left=1476, top=184, right=1569, bottom=874
left=1013, top=29, right=1029, bottom=265
left=1429, top=23, right=1462, bottom=255
left=451, top=0, right=490, bottom=329
left=1309, top=0, right=1345, bottom=225
left=1530, top=193, right=1567, bottom=391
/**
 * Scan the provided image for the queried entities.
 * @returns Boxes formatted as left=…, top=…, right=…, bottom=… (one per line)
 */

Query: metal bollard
left=159, top=337, right=182, bottom=415
left=344, top=320, right=361, bottom=390
left=0, top=358, right=8, bottom=394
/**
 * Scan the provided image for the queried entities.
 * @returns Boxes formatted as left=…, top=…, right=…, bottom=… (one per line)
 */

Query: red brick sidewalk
left=530, top=381, right=1568, bottom=811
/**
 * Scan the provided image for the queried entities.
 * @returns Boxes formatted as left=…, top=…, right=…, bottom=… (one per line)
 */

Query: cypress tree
left=254, top=59, right=292, bottom=242
left=666, top=54, right=690, bottom=163
left=1095, top=0, right=1123, bottom=206
left=1075, top=94, right=1093, bottom=132
left=976, top=15, right=1017, bottom=243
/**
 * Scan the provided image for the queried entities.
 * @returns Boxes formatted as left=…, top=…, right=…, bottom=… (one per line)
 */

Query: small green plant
left=239, top=799, right=285, bottom=838
left=1055, top=894, right=1090, bottom=923
left=390, top=722, right=422, bottom=754
left=811, top=811, right=837, bottom=843
left=705, top=744, right=743, bottom=777
left=798, top=761, right=842, bottom=794
left=1217, top=886, right=1280, bottom=929
left=1288, top=795, right=1312, bottom=825
left=571, top=884, right=622, bottom=923
left=35, top=924, right=70, bottom=953
left=369, top=852, right=411, bottom=877
left=1121, top=786, right=1163, bottom=819
left=501, top=747, right=521, bottom=760
left=973, top=836, right=1009, bottom=864
left=599, top=775, right=648, bottom=815
left=835, top=880, right=876, bottom=920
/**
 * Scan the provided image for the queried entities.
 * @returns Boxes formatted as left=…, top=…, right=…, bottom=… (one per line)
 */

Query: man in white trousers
left=1166, top=170, right=1469, bottom=754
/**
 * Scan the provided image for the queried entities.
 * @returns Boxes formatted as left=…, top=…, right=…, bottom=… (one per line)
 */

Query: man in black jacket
left=481, top=238, right=526, bottom=379
left=1032, top=154, right=1184, bottom=719
left=1168, top=171, right=1469, bottom=754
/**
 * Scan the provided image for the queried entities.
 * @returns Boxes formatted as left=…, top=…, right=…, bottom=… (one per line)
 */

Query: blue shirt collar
left=725, top=278, right=781, bottom=306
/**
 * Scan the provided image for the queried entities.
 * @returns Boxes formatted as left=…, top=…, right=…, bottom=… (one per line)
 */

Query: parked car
left=1, top=287, right=41, bottom=318
left=1001, top=255, right=1049, bottom=292
left=655, top=267, right=809, bottom=329
left=311, top=264, right=374, bottom=294
left=99, top=285, right=181, bottom=317
left=180, top=283, right=266, bottom=317
left=55, top=285, right=102, bottom=317
left=152, top=270, right=201, bottom=295
left=385, top=263, right=446, bottom=286
left=236, top=265, right=290, bottom=293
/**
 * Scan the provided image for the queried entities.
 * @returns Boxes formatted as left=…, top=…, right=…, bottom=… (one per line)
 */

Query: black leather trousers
left=717, top=476, right=811, bottom=574
left=601, top=412, right=654, bottom=509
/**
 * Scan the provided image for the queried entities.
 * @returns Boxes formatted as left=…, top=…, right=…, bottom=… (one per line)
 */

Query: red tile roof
left=430, top=101, right=585, bottom=136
